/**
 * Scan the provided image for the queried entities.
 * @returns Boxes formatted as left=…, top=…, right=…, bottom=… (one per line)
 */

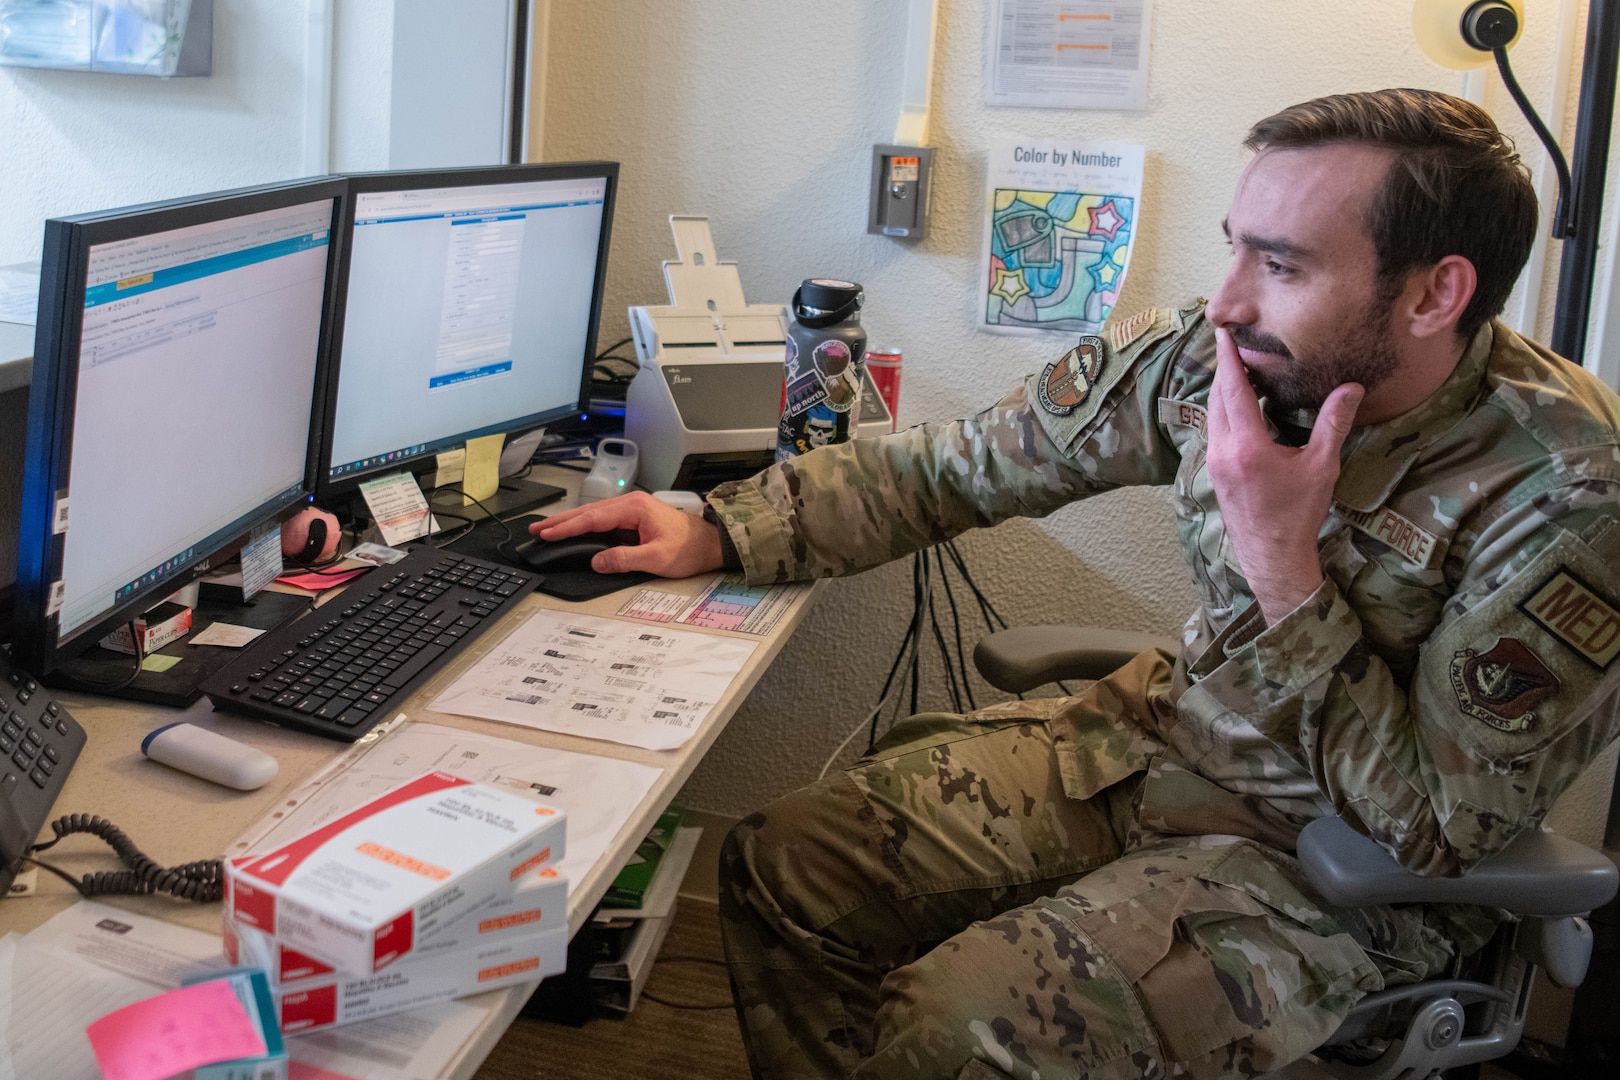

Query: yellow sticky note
left=463, top=433, right=504, bottom=505
left=141, top=654, right=182, bottom=673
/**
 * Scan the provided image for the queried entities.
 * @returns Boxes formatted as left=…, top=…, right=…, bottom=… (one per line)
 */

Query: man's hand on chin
left=1206, top=327, right=1364, bottom=626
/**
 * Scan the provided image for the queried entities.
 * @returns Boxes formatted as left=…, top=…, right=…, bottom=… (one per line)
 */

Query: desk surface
left=0, top=469, right=818, bottom=1078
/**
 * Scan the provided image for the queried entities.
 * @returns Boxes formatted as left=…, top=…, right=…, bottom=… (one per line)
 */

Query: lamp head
left=1413, top=0, right=1525, bottom=70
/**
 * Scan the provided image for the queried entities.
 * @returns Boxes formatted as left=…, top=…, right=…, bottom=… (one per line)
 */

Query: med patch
left=1036, top=336, right=1105, bottom=416
left=1520, top=566, right=1620, bottom=670
left=1449, top=637, right=1561, bottom=733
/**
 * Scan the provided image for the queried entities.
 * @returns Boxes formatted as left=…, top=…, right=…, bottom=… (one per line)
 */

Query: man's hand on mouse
left=530, top=492, right=725, bottom=578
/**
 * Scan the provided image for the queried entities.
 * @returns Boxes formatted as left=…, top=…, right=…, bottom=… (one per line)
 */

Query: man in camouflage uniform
left=535, top=89, right=1620, bottom=1079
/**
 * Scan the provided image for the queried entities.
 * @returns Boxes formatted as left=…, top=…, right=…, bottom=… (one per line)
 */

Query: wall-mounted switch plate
left=868, top=144, right=933, bottom=240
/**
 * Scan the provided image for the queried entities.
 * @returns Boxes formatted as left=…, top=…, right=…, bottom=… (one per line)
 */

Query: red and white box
left=226, top=915, right=568, bottom=1033
left=229, top=865, right=569, bottom=985
left=225, top=771, right=565, bottom=975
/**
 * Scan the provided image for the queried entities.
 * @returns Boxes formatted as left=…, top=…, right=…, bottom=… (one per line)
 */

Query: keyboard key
left=43, top=745, right=59, bottom=763
left=0, top=736, right=13, bottom=755
left=29, top=768, right=47, bottom=788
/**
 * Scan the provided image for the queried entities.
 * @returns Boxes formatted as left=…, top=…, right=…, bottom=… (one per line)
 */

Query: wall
left=0, top=2, right=314, bottom=266
left=537, top=0, right=1618, bottom=843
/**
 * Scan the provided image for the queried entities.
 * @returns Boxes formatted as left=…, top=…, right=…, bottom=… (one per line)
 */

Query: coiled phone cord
left=25, top=813, right=224, bottom=903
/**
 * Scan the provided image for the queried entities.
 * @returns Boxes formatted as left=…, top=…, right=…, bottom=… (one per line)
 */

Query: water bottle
left=778, top=278, right=866, bottom=462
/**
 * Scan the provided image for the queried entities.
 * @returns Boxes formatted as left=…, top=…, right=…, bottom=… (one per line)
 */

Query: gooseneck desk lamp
left=1413, top=0, right=1619, bottom=366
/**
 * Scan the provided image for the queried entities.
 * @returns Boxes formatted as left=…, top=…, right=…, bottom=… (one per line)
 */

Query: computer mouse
left=511, top=529, right=640, bottom=574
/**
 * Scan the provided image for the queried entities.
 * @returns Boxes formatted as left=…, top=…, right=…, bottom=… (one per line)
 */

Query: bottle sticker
left=53, top=495, right=69, bottom=534
left=46, top=581, right=65, bottom=617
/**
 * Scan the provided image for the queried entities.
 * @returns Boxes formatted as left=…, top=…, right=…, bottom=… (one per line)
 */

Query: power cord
left=52, top=620, right=146, bottom=693
left=638, top=955, right=734, bottom=1011
left=819, top=539, right=1072, bottom=779
left=25, top=814, right=223, bottom=902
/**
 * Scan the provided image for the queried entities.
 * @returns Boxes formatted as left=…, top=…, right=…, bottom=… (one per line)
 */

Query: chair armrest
left=1298, top=816, right=1618, bottom=917
left=972, top=626, right=1180, bottom=693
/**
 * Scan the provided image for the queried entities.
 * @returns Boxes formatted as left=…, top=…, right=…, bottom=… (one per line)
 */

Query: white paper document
left=190, top=621, right=267, bottom=647
left=429, top=611, right=757, bottom=750
left=0, top=901, right=498, bottom=1080
left=0, top=902, right=230, bottom=1080
left=234, top=720, right=663, bottom=885
left=0, top=267, right=39, bottom=326
left=987, top=0, right=1154, bottom=111
left=980, top=138, right=1145, bottom=335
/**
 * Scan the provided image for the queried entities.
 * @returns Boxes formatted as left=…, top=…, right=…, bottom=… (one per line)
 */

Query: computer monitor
left=318, top=162, right=618, bottom=517
left=12, top=179, right=347, bottom=682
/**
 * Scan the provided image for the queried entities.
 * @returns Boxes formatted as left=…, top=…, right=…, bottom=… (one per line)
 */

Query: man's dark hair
left=1246, top=88, right=1538, bottom=339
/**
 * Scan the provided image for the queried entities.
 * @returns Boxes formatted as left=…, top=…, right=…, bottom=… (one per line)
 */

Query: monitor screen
left=13, top=180, right=344, bottom=672
left=321, top=163, right=617, bottom=491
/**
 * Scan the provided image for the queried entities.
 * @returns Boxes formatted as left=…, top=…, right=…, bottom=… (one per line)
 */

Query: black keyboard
left=0, top=652, right=87, bottom=894
left=201, top=548, right=539, bottom=741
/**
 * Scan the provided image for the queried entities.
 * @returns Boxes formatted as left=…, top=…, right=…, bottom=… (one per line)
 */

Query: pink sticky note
left=276, top=566, right=369, bottom=591
left=86, top=979, right=267, bottom=1080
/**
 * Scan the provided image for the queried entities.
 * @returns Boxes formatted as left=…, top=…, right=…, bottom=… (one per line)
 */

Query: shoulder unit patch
left=1520, top=566, right=1620, bottom=670
left=1449, top=637, right=1561, bottom=733
left=1036, top=336, right=1105, bottom=417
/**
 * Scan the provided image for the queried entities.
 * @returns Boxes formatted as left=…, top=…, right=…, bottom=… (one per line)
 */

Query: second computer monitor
left=320, top=162, right=618, bottom=503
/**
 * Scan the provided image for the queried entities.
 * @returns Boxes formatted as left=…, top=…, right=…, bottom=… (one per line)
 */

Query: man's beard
left=1227, top=295, right=1400, bottom=413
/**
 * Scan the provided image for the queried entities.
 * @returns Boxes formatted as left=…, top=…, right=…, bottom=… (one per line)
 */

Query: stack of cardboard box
left=221, top=770, right=569, bottom=1033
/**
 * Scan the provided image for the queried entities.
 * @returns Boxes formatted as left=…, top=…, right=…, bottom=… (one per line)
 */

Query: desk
left=0, top=467, right=819, bottom=1078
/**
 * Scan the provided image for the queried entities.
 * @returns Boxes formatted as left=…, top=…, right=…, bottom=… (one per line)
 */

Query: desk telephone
left=0, top=650, right=87, bottom=895
left=0, top=651, right=222, bottom=901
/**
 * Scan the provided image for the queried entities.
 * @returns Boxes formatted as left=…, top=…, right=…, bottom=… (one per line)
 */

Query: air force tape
left=1037, top=336, right=1106, bottom=417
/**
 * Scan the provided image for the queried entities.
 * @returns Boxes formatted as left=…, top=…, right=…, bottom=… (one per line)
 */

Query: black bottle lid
left=793, top=278, right=864, bottom=328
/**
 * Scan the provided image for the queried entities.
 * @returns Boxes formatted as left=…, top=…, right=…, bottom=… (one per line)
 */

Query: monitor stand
left=430, top=476, right=565, bottom=523
left=46, top=585, right=311, bottom=707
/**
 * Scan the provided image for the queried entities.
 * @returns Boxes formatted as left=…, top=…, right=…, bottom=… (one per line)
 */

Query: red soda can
left=865, top=346, right=902, bottom=432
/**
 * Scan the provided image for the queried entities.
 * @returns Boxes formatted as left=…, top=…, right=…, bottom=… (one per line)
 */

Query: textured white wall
left=0, top=2, right=316, bottom=265
left=540, top=0, right=1613, bottom=833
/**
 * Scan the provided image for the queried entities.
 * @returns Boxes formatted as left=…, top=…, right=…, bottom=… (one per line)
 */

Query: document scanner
left=624, top=216, right=890, bottom=492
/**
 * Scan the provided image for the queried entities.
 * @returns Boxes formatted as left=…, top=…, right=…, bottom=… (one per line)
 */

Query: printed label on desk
left=359, top=471, right=434, bottom=546
left=240, top=524, right=284, bottom=602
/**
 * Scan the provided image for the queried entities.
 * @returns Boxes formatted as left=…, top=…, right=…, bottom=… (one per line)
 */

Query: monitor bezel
left=12, top=177, right=349, bottom=674
left=314, top=161, right=619, bottom=502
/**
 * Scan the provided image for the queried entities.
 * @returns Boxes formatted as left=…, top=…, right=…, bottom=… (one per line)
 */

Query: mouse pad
left=440, top=518, right=655, bottom=601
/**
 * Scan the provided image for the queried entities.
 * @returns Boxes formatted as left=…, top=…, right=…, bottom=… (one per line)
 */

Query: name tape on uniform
left=1521, top=567, right=1620, bottom=670
left=1157, top=398, right=1206, bottom=436
left=1335, top=502, right=1443, bottom=571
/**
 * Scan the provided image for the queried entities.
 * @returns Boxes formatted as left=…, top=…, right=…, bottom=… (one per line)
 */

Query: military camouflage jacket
left=708, top=305, right=1620, bottom=877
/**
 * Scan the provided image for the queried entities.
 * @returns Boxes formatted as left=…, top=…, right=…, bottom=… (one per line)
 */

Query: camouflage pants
left=719, top=706, right=1456, bottom=1080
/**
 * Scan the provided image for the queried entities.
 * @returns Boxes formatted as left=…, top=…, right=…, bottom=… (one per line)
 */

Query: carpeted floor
left=473, top=898, right=752, bottom=1080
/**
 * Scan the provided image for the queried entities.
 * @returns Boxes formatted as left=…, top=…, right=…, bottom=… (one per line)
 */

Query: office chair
left=973, top=626, right=1620, bottom=1080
